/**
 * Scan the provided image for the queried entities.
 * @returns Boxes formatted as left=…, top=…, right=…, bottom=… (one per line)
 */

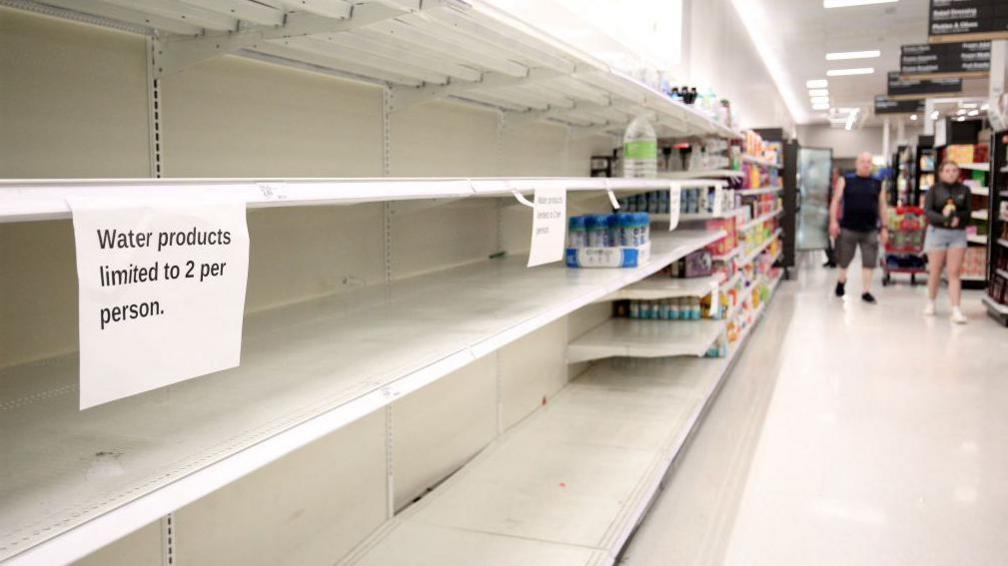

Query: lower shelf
left=982, top=294, right=1008, bottom=316
left=0, top=230, right=727, bottom=565
left=566, top=318, right=726, bottom=364
left=342, top=305, right=776, bottom=566
left=600, top=274, right=723, bottom=303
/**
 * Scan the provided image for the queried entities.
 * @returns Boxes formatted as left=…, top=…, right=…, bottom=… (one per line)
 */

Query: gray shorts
left=836, top=228, right=879, bottom=268
left=923, top=225, right=968, bottom=252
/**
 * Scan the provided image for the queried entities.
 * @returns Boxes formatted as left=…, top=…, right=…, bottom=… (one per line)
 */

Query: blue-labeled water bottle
left=568, top=216, right=587, bottom=248
left=607, top=214, right=621, bottom=247
left=585, top=214, right=608, bottom=247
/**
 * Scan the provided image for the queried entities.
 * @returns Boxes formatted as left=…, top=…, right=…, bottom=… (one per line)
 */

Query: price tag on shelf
left=668, top=185, right=681, bottom=231
left=67, top=197, right=250, bottom=409
left=257, top=182, right=288, bottom=201
left=527, top=187, right=567, bottom=267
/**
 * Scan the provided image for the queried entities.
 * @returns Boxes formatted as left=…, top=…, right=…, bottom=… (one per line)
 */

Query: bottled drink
left=623, top=115, right=657, bottom=178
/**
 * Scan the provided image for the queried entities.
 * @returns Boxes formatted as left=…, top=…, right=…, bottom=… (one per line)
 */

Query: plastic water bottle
left=568, top=216, right=587, bottom=248
left=623, top=115, right=657, bottom=178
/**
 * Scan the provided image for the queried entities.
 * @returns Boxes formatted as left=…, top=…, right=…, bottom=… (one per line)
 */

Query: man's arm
left=829, top=176, right=845, bottom=238
left=878, top=185, right=889, bottom=244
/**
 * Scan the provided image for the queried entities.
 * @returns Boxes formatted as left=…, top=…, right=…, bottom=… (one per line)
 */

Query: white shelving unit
left=343, top=263, right=786, bottom=566
left=738, top=208, right=783, bottom=232
left=968, top=234, right=989, bottom=245
left=720, top=270, right=743, bottom=290
left=740, top=155, right=780, bottom=169
left=982, top=295, right=1008, bottom=315
left=566, top=318, right=725, bottom=363
left=735, top=186, right=783, bottom=197
left=1, top=177, right=712, bottom=224
left=972, top=209, right=989, bottom=221
left=960, top=162, right=990, bottom=172
left=712, top=247, right=741, bottom=262
left=658, top=170, right=744, bottom=180
left=997, top=268, right=1008, bottom=280
left=740, top=228, right=782, bottom=266
left=970, top=186, right=990, bottom=196
left=0, top=1, right=774, bottom=564
left=602, top=273, right=723, bottom=302
left=998, top=238, right=1008, bottom=249
left=0, top=0, right=740, bottom=140
left=0, top=222, right=728, bottom=565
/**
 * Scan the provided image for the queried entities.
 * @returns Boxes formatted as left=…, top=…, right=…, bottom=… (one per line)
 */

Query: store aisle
left=622, top=253, right=1008, bottom=566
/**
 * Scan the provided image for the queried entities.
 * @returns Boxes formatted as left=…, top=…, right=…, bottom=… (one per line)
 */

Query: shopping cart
left=881, top=206, right=927, bottom=286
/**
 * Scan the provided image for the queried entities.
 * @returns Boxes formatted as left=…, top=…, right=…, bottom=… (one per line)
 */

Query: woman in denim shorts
left=923, top=160, right=971, bottom=323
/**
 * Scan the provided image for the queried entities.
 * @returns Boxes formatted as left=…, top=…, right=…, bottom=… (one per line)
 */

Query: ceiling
left=750, top=0, right=988, bottom=127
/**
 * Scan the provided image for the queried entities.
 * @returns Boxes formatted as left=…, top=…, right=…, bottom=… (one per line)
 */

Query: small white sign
left=527, top=187, right=567, bottom=267
left=68, top=198, right=250, bottom=409
left=667, top=186, right=682, bottom=231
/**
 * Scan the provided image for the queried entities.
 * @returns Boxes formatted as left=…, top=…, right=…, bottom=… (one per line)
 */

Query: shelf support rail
left=153, top=1, right=427, bottom=78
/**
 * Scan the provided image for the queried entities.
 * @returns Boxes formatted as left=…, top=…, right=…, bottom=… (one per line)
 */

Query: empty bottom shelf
left=342, top=295, right=779, bottom=565
left=566, top=318, right=726, bottom=363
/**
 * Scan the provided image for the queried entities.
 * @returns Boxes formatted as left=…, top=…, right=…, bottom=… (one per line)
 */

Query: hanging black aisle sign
left=900, top=41, right=991, bottom=76
left=874, top=96, right=925, bottom=114
left=887, top=71, right=962, bottom=98
left=929, top=0, right=1008, bottom=43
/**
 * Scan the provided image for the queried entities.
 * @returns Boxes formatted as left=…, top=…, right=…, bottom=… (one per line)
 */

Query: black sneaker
left=861, top=292, right=876, bottom=304
left=835, top=281, right=845, bottom=297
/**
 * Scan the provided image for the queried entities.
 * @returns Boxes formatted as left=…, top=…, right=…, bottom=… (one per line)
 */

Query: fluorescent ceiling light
left=827, top=67, right=875, bottom=76
left=813, top=103, right=831, bottom=110
left=930, top=111, right=940, bottom=119
left=826, top=50, right=881, bottom=60
left=956, top=116, right=966, bottom=122
left=806, top=79, right=829, bottom=88
left=957, top=109, right=967, bottom=115
left=824, top=0, right=898, bottom=7
left=968, top=109, right=979, bottom=116
left=910, top=114, right=918, bottom=120
left=810, top=96, right=831, bottom=104
left=981, top=103, right=990, bottom=110
left=961, top=102, right=978, bottom=109
left=808, top=88, right=830, bottom=96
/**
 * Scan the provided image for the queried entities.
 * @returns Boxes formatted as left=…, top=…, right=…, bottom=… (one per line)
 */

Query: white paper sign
left=527, top=187, right=567, bottom=267
left=667, top=186, right=682, bottom=231
left=68, top=198, right=250, bottom=409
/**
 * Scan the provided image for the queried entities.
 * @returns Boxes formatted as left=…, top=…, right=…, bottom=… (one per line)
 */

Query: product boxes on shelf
left=946, top=144, right=975, bottom=165
left=705, top=217, right=738, bottom=255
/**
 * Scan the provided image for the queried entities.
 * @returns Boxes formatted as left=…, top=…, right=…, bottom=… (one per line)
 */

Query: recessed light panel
left=823, top=0, right=898, bottom=7
left=827, top=67, right=875, bottom=76
left=826, top=50, right=881, bottom=60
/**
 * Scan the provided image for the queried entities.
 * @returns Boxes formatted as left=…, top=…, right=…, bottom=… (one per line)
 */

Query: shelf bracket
left=389, top=68, right=565, bottom=112
left=568, top=123, right=620, bottom=140
left=153, top=3, right=411, bottom=78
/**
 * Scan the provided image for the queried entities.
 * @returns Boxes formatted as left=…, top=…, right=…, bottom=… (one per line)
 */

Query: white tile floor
left=622, top=252, right=1008, bottom=566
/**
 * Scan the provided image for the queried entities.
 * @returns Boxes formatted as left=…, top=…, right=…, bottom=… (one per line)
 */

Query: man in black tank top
left=828, top=152, right=889, bottom=303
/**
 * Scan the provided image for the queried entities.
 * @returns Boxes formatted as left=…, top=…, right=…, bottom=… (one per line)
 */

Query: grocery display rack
left=0, top=2, right=780, bottom=564
left=3, top=0, right=740, bottom=140
left=341, top=252, right=786, bottom=566
left=984, top=131, right=1008, bottom=325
